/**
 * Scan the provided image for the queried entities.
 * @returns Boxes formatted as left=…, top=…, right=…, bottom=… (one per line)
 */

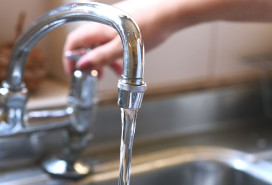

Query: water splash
left=118, top=108, right=138, bottom=185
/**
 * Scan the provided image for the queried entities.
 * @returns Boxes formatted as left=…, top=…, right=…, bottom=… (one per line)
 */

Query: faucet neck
left=6, top=3, right=145, bottom=91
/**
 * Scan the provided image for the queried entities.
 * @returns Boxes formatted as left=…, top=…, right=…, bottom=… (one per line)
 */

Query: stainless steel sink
left=2, top=146, right=272, bottom=185
left=128, top=149, right=272, bottom=185
left=129, top=161, right=271, bottom=185
left=77, top=146, right=272, bottom=185
left=138, top=161, right=258, bottom=185
left=1, top=83, right=272, bottom=185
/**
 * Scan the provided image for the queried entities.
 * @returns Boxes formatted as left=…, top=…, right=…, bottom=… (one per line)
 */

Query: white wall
left=214, top=22, right=272, bottom=77
left=0, top=0, right=49, bottom=45
left=1, top=0, right=272, bottom=94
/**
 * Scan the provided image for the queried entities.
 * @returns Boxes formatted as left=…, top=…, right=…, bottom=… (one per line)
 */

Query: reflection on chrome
left=0, top=3, right=146, bottom=179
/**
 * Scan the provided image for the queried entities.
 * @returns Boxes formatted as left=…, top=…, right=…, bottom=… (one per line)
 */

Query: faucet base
left=42, top=157, right=91, bottom=179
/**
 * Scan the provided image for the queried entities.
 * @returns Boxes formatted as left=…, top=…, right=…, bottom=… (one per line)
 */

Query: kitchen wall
left=1, top=0, right=272, bottom=98
left=0, top=1, right=49, bottom=45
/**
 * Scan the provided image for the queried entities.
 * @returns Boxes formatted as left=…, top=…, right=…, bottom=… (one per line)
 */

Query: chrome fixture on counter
left=0, top=3, right=146, bottom=179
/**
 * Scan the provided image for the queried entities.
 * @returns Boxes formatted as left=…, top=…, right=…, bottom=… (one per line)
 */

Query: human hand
left=63, top=0, right=174, bottom=77
left=63, top=0, right=272, bottom=78
left=63, top=22, right=123, bottom=78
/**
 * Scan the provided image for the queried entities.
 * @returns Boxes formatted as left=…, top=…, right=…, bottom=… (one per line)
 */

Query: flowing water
left=118, top=108, right=138, bottom=185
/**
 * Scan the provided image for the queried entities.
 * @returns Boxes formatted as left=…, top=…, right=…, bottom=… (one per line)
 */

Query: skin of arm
left=63, top=0, right=272, bottom=76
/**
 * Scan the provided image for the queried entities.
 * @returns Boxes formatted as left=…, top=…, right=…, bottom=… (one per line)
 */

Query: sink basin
left=77, top=146, right=272, bottom=185
left=1, top=146, right=272, bottom=185
left=1, top=84, right=272, bottom=185
left=130, top=161, right=268, bottom=185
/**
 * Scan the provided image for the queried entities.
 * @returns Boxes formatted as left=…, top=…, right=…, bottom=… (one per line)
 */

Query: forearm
left=114, top=0, right=272, bottom=48
left=166, top=0, right=272, bottom=33
left=62, top=0, right=272, bottom=75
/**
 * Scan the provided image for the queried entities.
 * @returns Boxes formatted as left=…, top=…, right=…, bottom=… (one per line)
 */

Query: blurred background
left=1, top=0, right=272, bottom=108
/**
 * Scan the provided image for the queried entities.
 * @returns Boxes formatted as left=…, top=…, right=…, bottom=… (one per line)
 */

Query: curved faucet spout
left=5, top=3, right=146, bottom=108
left=0, top=3, right=146, bottom=179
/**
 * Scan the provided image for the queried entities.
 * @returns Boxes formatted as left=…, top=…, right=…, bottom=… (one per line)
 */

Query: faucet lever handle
left=42, top=49, right=98, bottom=179
left=69, top=69, right=98, bottom=108
left=66, top=49, right=98, bottom=108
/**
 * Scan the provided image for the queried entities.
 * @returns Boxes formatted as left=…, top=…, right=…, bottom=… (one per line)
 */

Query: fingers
left=63, top=23, right=118, bottom=74
left=75, top=36, right=123, bottom=75
left=109, top=59, right=123, bottom=76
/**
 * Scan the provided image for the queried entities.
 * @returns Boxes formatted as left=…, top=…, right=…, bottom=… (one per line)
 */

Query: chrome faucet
left=0, top=3, right=146, bottom=179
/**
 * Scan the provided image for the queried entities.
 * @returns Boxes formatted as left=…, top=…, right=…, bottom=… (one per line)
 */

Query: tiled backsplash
left=1, top=0, right=272, bottom=95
